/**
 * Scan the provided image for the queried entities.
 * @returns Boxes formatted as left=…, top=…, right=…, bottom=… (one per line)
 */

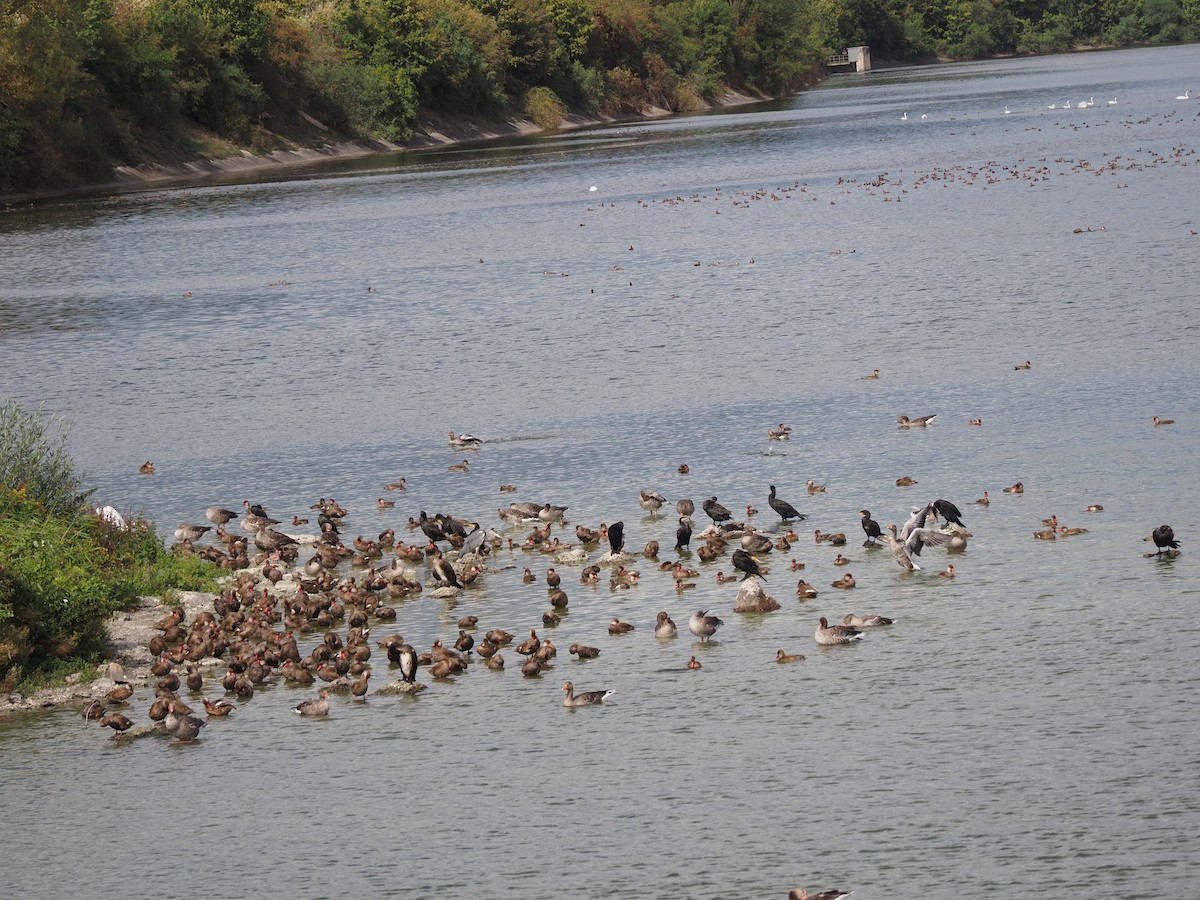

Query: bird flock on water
left=86, top=388, right=1182, bottom=897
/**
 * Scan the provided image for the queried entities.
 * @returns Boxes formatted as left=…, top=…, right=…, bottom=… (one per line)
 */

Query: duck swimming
left=815, top=617, right=863, bottom=645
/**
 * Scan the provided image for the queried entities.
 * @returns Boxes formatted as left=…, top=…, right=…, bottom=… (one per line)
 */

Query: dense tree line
left=1, top=0, right=1196, bottom=193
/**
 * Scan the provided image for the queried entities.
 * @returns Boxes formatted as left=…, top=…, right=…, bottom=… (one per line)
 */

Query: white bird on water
left=1004, top=106, right=1011, bottom=115
left=900, top=112, right=908, bottom=122
left=1176, top=90, right=1192, bottom=101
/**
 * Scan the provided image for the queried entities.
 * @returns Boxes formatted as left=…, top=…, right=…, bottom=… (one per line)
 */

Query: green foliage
left=523, top=85, right=567, bottom=127
left=1, top=0, right=1191, bottom=193
left=0, top=402, right=91, bottom=516
left=0, top=486, right=219, bottom=690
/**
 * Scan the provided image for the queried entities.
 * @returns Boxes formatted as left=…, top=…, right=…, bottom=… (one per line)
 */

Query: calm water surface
left=2, top=45, right=1200, bottom=899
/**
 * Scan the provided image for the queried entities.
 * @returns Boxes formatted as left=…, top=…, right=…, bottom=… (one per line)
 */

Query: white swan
left=1107, top=97, right=1118, bottom=105
left=1048, top=102, right=1057, bottom=109
left=900, top=112, right=908, bottom=121
left=920, top=113, right=927, bottom=120
left=1064, top=100, right=1072, bottom=109
left=1004, top=106, right=1011, bottom=115
left=1176, top=90, right=1192, bottom=100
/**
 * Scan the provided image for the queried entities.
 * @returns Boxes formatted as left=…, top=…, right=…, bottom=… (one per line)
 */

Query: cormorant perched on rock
left=1145, top=525, right=1180, bottom=555
left=859, top=509, right=882, bottom=545
left=608, top=521, right=625, bottom=555
left=932, top=498, right=965, bottom=527
left=675, top=515, right=693, bottom=552
left=703, top=496, right=732, bottom=525
left=430, top=549, right=461, bottom=587
left=767, top=485, right=806, bottom=522
left=397, top=644, right=418, bottom=683
left=732, top=548, right=767, bottom=580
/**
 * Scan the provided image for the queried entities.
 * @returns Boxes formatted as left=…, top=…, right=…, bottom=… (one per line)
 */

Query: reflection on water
left=2, top=44, right=1200, bottom=899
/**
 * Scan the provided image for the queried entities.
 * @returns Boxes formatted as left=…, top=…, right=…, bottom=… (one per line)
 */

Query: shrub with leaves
left=0, top=401, right=92, bottom=516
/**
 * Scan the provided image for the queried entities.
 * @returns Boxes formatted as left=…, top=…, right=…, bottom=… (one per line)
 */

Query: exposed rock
left=733, top=577, right=781, bottom=613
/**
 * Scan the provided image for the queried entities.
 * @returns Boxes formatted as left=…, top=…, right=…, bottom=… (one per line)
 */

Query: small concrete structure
left=828, top=46, right=872, bottom=74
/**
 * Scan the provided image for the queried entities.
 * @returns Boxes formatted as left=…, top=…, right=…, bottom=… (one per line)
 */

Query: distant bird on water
left=562, top=681, right=613, bottom=707
left=897, top=414, right=937, bottom=427
left=788, top=888, right=850, bottom=900
left=815, top=616, right=863, bottom=646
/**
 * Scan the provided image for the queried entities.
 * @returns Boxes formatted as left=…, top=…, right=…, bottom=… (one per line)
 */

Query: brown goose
left=654, top=611, right=677, bottom=639
left=205, top=506, right=239, bottom=525
left=815, top=617, right=863, bottom=645
left=164, top=703, right=207, bottom=740
left=562, top=681, right=613, bottom=707
left=292, top=690, right=331, bottom=716
left=788, top=889, right=850, bottom=900
left=897, top=414, right=937, bottom=427
left=843, top=612, right=894, bottom=627
left=688, top=610, right=723, bottom=642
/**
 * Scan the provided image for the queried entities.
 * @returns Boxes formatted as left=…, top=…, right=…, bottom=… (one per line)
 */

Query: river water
left=2, top=45, right=1200, bottom=898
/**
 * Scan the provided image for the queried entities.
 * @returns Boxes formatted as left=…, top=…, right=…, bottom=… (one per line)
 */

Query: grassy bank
left=0, top=402, right=219, bottom=692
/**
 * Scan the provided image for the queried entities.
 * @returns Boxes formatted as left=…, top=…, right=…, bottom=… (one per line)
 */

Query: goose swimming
left=562, top=681, right=613, bottom=707
left=815, top=616, right=862, bottom=645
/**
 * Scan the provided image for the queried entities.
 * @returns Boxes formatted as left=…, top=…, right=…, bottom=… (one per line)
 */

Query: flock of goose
left=90, top=409, right=1181, bottom=755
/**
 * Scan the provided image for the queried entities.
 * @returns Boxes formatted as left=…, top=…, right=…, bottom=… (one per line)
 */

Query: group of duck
left=101, top=421, right=1181, bottom=741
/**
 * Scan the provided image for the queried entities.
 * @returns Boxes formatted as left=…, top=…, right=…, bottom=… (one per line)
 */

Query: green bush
left=0, top=403, right=219, bottom=690
left=523, top=85, right=567, bottom=128
left=0, top=401, right=91, bottom=516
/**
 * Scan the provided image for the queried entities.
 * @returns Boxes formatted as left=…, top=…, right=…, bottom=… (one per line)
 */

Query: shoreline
left=3, top=90, right=778, bottom=204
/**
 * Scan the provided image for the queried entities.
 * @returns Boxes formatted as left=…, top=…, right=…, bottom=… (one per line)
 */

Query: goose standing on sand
left=815, top=616, right=863, bottom=645
left=703, top=497, right=733, bottom=526
left=768, top=485, right=807, bottom=522
left=562, top=681, right=613, bottom=707
left=689, top=610, right=724, bottom=642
